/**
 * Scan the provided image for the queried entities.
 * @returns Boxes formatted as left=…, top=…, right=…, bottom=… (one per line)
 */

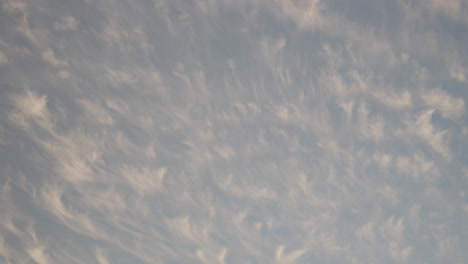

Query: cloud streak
left=0, top=0, right=467, bottom=263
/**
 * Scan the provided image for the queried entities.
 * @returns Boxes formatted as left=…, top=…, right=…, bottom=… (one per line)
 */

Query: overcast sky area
left=1, top=0, right=468, bottom=263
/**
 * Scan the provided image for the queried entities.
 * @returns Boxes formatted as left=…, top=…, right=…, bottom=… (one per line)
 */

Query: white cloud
left=218, top=174, right=277, bottom=201
left=105, top=67, right=136, bottom=85
left=27, top=246, right=50, bottom=264
left=419, top=0, right=465, bottom=21
left=105, top=98, right=129, bottom=114
left=380, top=216, right=405, bottom=241
left=338, top=100, right=354, bottom=122
left=1, top=0, right=467, bottom=262
left=36, top=184, right=113, bottom=245
left=380, top=185, right=400, bottom=206
left=54, top=16, right=78, bottom=31
left=319, top=64, right=348, bottom=98
left=165, top=216, right=210, bottom=244
left=373, top=89, right=413, bottom=110
left=435, top=236, right=464, bottom=262
left=2, top=0, right=27, bottom=12
left=404, top=109, right=451, bottom=160
left=450, top=66, right=466, bottom=83
left=422, top=88, right=465, bottom=119
left=25, top=126, right=104, bottom=184
left=145, top=143, right=157, bottom=160
left=95, top=248, right=110, bottom=264
left=121, top=165, right=166, bottom=194
left=275, top=244, right=307, bottom=264
left=42, top=48, right=67, bottom=66
left=82, top=187, right=126, bottom=212
left=407, top=204, right=421, bottom=230
left=9, top=90, right=53, bottom=132
left=373, top=152, right=392, bottom=170
left=355, top=221, right=376, bottom=243
left=277, top=0, right=324, bottom=30
left=58, top=157, right=94, bottom=183
left=395, top=153, right=440, bottom=183
left=58, top=70, right=70, bottom=79
left=0, top=51, right=8, bottom=64
left=11, top=90, right=49, bottom=122
left=78, top=99, right=114, bottom=125
left=213, top=144, right=236, bottom=160
left=357, top=103, right=385, bottom=142
left=196, top=247, right=228, bottom=264
left=389, top=241, right=412, bottom=263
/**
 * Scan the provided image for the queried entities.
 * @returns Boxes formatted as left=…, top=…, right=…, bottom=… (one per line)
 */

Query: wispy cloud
left=422, top=88, right=465, bottom=120
left=0, top=51, right=8, bottom=64
left=78, top=99, right=114, bottom=125
left=275, top=244, right=307, bottom=264
left=42, top=48, right=67, bottom=66
left=395, top=152, right=440, bottom=183
left=53, top=16, right=78, bottom=32
left=1, top=0, right=467, bottom=262
left=9, top=90, right=51, bottom=128
left=373, top=89, right=413, bottom=110
left=356, top=103, right=385, bottom=142
left=402, top=109, right=451, bottom=160
left=95, top=248, right=110, bottom=264
left=120, top=165, right=166, bottom=194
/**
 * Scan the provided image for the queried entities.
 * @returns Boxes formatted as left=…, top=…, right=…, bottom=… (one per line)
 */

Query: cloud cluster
left=0, top=0, right=467, bottom=263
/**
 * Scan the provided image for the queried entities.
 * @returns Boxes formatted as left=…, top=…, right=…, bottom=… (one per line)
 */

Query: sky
left=0, top=0, right=467, bottom=263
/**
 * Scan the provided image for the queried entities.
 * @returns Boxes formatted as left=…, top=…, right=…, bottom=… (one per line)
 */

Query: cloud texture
left=0, top=0, right=467, bottom=263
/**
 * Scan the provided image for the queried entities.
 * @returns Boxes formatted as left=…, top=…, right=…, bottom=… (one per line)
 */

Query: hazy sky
left=1, top=0, right=467, bottom=263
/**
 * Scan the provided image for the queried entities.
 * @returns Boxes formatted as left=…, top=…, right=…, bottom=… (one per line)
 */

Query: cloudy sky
left=1, top=0, right=468, bottom=263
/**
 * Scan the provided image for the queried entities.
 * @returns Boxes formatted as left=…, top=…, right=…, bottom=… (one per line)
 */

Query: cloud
left=373, top=152, right=392, bottom=170
left=395, top=152, right=440, bottom=183
left=275, top=244, right=307, bottom=264
left=8, top=90, right=54, bottom=134
left=421, top=0, right=465, bottom=21
left=78, top=99, right=114, bottom=125
left=2, top=0, right=27, bottom=13
left=278, top=0, right=324, bottom=30
left=357, top=103, right=385, bottom=142
left=105, top=67, right=136, bottom=85
left=403, top=109, right=451, bottom=160
left=381, top=216, right=405, bottom=241
left=407, top=204, right=421, bottom=230
left=0, top=179, right=52, bottom=264
left=389, top=241, right=412, bottom=263
left=95, top=248, right=110, bottom=264
left=196, top=247, right=228, bottom=264
left=164, top=216, right=210, bottom=245
left=25, top=126, right=105, bottom=184
left=373, top=89, right=413, bottom=110
left=27, top=246, right=50, bottom=264
left=0, top=51, right=8, bottom=64
left=42, top=48, right=67, bottom=66
left=10, top=90, right=49, bottom=123
left=53, top=16, right=78, bottom=32
left=422, top=88, right=465, bottom=119
left=1, top=0, right=468, bottom=262
left=435, top=236, right=464, bottom=262
left=380, top=185, right=400, bottom=206
left=355, top=221, right=376, bottom=243
left=338, top=100, right=354, bottom=122
left=120, top=165, right=166, bottom=195
left=81, top=186, right=126, bottom=212
left=212, top=144, right=236, bottom=160
left=218, top=174, right=277, bottom=201
left=450, top=65, right=466, bottom=83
